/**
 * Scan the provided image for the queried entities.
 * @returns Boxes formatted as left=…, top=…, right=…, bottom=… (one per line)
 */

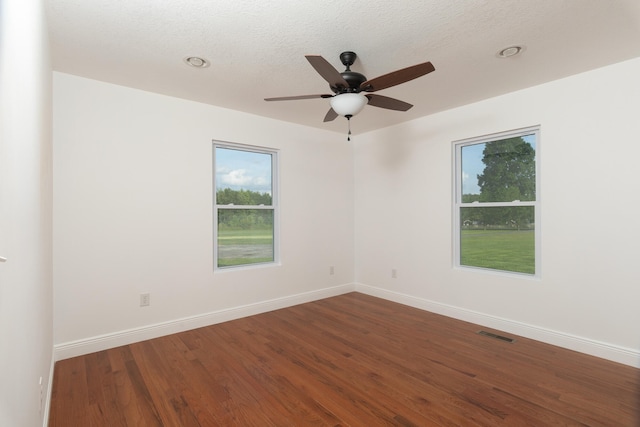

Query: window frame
left=213, top=140, right=280, bottom=271
left=453, top=126, right=541, bottom=277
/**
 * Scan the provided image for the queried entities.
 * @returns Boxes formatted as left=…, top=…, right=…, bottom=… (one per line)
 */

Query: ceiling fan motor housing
left=338, top=71, right=367, bottom=93
left=336, top=51, right=367, bottom=93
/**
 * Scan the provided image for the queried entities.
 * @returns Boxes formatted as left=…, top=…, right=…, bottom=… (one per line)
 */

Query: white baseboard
left=54, top=283, right=356, bottom=361
left=355, top=283, right=639, bottom=368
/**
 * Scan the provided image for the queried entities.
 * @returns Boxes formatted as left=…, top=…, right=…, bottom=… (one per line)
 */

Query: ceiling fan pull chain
left=346, top=115, right=352, bottom=141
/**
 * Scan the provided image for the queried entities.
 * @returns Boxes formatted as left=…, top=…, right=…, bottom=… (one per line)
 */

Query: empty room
left=1, top=0, right=639, bottom=426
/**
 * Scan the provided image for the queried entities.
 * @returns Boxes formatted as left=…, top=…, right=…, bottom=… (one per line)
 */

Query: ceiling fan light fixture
left=330, top=93, right=368, bottom=117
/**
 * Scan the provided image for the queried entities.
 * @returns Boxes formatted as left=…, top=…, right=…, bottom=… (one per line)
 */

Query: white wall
left=53, top=73, right=355, bottom=356
left=354, top=58, right=640, bottom=367
left=0, top=0, right=54, bottom=426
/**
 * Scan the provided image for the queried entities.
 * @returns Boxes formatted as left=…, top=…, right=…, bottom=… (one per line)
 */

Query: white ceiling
left=46, top=0, right=640, bottom=135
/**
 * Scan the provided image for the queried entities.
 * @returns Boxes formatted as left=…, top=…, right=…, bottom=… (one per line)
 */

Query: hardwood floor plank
left=84, top=350, right=128, bottom=427
left=49, top=293, right=640, bottom=426
left=49, top=355, right=90, bottom=426
left=201, top=321, right=341, bottom=426
left=263, top=305, right=479, bottom=426
left=279, top=301, right=523, bottom=425
left=129, top=339, right=202, bottom=426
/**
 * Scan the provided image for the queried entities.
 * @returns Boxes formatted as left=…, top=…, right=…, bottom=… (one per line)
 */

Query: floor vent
left=477, top=330, right=515, bottom=343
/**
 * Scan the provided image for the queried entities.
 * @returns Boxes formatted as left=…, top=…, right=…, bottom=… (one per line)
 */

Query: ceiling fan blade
left=365, top=94, right=413, bottom=111
left=264, top=94, right=332, bottom=101
left=306, top=55, right=349, bottom=89
left=323, top=108, right=339, bottom=122
left=360, top=61, right=435, bottom=92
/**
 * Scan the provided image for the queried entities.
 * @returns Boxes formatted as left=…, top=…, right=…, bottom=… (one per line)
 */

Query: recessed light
left=497, top=46, right=523, bottom=58
left=183, top=56, right=210, bottom=68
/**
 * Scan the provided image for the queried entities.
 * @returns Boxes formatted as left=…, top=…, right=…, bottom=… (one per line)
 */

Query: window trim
left=212, top=140, right=280, bottom=271
left=452, top=126, right=541, bottom=277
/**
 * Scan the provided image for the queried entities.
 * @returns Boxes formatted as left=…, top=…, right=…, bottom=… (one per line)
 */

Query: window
left=213, top=142, right=278, bottom=269
left=454, top=127, right=539, bottom=275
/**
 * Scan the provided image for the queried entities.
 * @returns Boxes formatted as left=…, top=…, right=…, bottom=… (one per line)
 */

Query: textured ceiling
left=47, top=0, right=640, bottom=135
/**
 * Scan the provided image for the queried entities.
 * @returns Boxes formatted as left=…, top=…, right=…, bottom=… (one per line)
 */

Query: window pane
left=217, top=209, right=274, bottom=267
left=460, top=206, right=535, bottom=274
left=461, top=135, right=536, bottom=203
left=215, top=147, right=272, bottom=205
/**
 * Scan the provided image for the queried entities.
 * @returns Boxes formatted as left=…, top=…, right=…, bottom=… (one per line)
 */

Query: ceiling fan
left=264, top=51, right=435, bottom=134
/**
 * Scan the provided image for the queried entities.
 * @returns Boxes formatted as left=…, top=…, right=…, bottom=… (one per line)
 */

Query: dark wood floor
left=49, top=292, right=640, bottom=426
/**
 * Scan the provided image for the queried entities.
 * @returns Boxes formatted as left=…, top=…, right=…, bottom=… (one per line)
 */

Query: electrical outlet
left=329, top=266, right=335, bottom=275
left=140, top=293, right=150, bottom=307
left=391, top=269, right=397, bottom=279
